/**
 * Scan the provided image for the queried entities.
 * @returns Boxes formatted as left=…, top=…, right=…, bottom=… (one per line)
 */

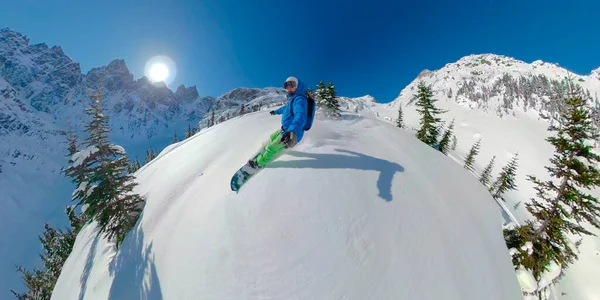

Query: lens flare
left=144, top=55, right=176, bottom=85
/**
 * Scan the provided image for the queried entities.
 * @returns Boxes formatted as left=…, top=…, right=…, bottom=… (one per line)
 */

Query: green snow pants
left=255, top=129, right=296, bottom=167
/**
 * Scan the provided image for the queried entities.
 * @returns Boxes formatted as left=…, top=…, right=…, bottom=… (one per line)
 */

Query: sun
left=149, top=63, right=169, bottom=82
left=144, top=55, right=176, bottom=85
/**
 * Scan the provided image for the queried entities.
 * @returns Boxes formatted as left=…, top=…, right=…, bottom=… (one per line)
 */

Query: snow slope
left=369, top=54, right=600, bottom=299
left=53, top=110, right=522, bottom=299
left=0, top=28, right=288, bottom=297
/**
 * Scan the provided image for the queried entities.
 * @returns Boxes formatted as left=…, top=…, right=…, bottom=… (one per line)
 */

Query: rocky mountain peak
left=175, top=84, right=199, bottom=102
left=0, top=28, right=29, bottom=48
left=84, top=59, right=134, bottom=91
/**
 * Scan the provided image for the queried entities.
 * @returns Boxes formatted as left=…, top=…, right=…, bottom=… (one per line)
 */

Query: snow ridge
left=52, top=111, right=523, bottom=300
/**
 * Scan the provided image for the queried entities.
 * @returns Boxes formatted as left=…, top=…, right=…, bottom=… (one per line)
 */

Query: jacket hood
left=288, top=80, right=308, bottom=97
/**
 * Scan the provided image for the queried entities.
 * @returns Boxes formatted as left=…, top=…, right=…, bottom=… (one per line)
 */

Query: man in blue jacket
left=249, top=76, right=315, bottom=169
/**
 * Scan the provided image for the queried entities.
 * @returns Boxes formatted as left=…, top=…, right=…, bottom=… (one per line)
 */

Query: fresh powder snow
left=369, top=54, right=600, bottom=299
left=52, top=110, right=522, bottom=299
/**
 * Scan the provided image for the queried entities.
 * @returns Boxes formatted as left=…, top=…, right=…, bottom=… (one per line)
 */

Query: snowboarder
left=248, top=76, right=315, bottom=169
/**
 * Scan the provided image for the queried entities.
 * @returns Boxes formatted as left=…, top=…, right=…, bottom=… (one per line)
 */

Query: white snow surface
left=370, top=53, right=600, bottom=299
left=71, top=145, right=99, bottom=167
left=53, top=111, right=522, bottom=300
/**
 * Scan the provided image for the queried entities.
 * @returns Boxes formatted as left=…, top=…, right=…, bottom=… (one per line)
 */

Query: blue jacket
left=273, top=79, right=309, bottom=142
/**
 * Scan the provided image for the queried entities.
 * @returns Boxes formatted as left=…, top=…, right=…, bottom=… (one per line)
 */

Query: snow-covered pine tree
left=11, top=264, right=49, bottom=300
left=210, top=110, right=215, bottom=127
left=507, top=81, right=600, bottom=283
left=240, top=104, right=245, bottom=116
left=63, top=126, right=90, bottom=218
left=438, top=119, right=455, bottom=154
left=315, top=80, right=327, bottom=108
left=65, top=84, right=144, bottom=247
left=173, top=131, right=179, bottom=143
left=451, top=135, right=457, bottom=150
left=127, top=161, right=136, bottom=174
left=40, top=223, right=76, bottom=290
left=11, top=222, right=77, bottom=299
left=415, top=81, right=445, bottom=147
left=66, top=205, right=86, bottom=234
left=463, top=138, right=481, bottom=171
left=396, top=105, right=405, bottom=128
left=145, top=149, right=156, bottom=164
left=306, top=87, right=316, bottom=100
left=479, top=155, right=496, bottom=186
left=323, top=81, right=342, bottom=119
left=489, top=153, right=519, bottom=200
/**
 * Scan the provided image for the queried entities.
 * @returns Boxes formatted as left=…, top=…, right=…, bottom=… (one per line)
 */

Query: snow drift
left=53, top=110, right=521, bottom=299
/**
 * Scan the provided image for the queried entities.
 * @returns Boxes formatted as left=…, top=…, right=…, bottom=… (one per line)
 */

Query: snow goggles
left=284, top=81, right=297, bottom=89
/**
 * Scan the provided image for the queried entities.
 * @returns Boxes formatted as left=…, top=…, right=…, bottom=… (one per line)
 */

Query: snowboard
left=230, top=153, right=262, bottom=192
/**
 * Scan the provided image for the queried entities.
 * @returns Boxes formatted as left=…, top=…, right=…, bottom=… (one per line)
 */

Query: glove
left=280, top=131, right=294, bottom=148
left=269, top=110, right=275, bottom=115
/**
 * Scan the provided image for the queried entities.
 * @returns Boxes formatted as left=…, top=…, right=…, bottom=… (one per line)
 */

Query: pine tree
left=323, top=81, right=342, bottom=119
left=240, top=104, right=245, bottom=116
left=145, top=149, right=156, bottom=164
left=396, top=105, right=405, bottom=128
left=451, top=135, right=458, bottom=150
left=185, top=124, right=192, bottom=139
left=479, top=155, right=496, bottom=186
left=415, top=81, right=446, bottom=146
left=210, top=110, right=215, bottom=127
left=173, top=131, right=179, bottom=143
left=62, top=84, right=144, bottom=247
left=11, top=222, right=77, bottom=299
left=306, top=87, right=315, bottom=99
left=463, top=138, right=481, bottom=171
left=63, top=127, right=89, bottom=217
left=507, top=82, right=600, bottom=282
left=315, top=80, right=327, bottom=108
left=489, top=153, right=519, bottom=200
left=134, top=158, right=141, bottom=170
left=11, top=264, right=50, bottom=300
left=438, top=119, right=455, bottom=154
left=66, top=205, right=85, bottom=234
left=66, top=120, right=78, bottom=156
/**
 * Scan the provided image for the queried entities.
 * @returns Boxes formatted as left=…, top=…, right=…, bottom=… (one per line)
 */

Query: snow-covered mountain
left=395, top=54, right=600, bottom=121
left=0, top=28, right=287, bottom=298
left=52, top=110, right=522, bottom=300
left=370, top=53, right=600, bottom=300
left=338, top=94, right=378, bottom=112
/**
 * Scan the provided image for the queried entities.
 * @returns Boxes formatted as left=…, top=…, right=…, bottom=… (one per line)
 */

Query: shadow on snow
left=267, top=148, right=404, bottom=202
left=108, top=228, right=162, bottom=300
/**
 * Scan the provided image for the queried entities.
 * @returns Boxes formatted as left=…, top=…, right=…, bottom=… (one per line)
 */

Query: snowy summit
left=52, top=111, right=522, bottom=299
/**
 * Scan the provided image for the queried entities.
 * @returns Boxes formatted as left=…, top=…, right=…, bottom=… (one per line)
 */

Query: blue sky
left=1, top=0, right=598, bottom=103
